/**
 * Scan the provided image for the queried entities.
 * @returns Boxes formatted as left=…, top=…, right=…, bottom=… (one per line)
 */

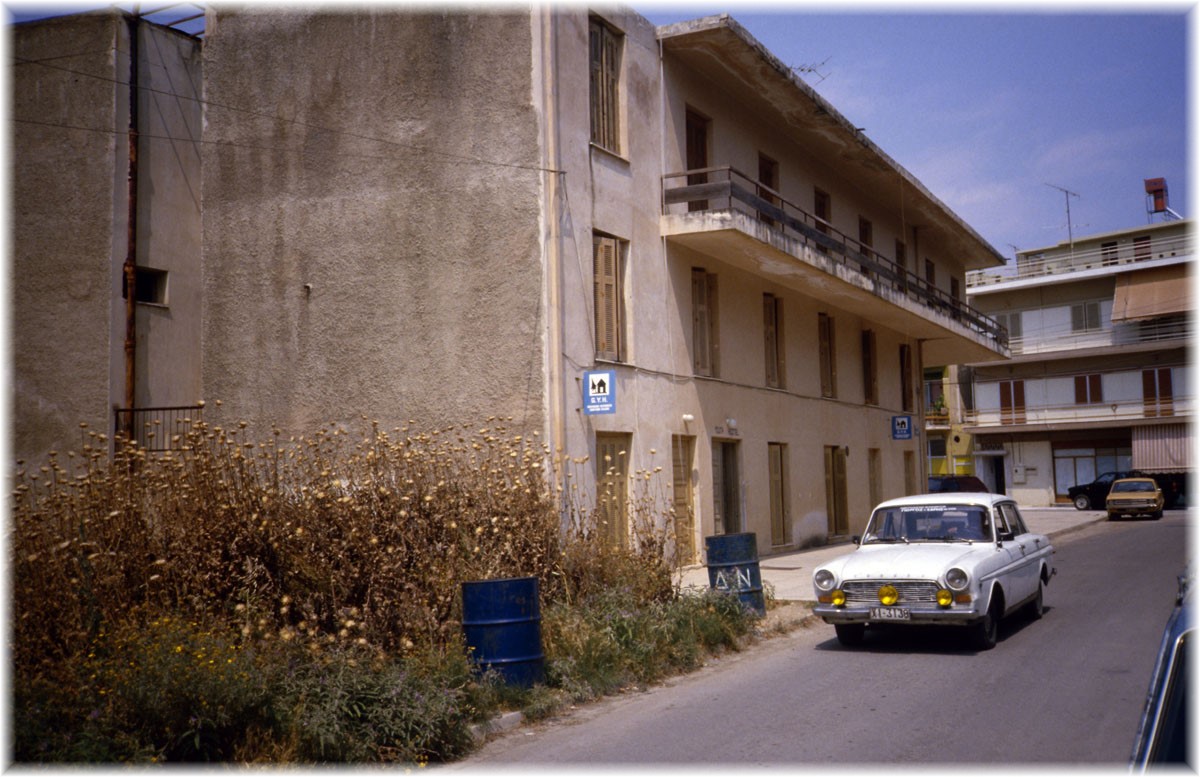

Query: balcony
left=1008, top=316, right=1191, bottom=357
left=963, top=397, right=1190, bottom=432
left=967, top=233, right=1192, bottom=289
left=662, top=167, right=1008, bottom=365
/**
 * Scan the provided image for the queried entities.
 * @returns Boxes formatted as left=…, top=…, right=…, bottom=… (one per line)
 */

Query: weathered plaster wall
left=200, top=11, right=546, bottom=437
left=11, top=12, right=125, bottom=463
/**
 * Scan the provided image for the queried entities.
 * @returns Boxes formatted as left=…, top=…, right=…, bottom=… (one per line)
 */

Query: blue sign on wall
left=583, top=370, right=616, bottom=415
left=892, top=415, right=913, bottom=440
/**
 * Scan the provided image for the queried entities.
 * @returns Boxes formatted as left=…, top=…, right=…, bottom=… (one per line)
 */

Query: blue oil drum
left=461, top=576, right=545, bottom=687
left=705, top=532, right=765, bottom=616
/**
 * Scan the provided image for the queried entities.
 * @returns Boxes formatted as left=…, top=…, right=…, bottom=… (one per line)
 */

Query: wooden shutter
left=595, top=434, right=629, bottom=548
left=693, top=270, right=717, bottom=376
left=593, top=236, right=620, bottom=361
left=769, top=443, right=786, bottom=545
left=819, top=313, right=835, bottom=398
left=1075, top=374, right=1102, bottom=404
left=671, top=436, right=695, bottom=564
left=589, top=19, right=620, bottom=152
left=764, top=295, right=780, bottom=388
left=1144, top=368, right=1174, bottom=417
left=1001, top=380, right=1026, bottom=424
left=861, top=329, right=877, bottom=405
left=899, top=344, right=913, bottom=411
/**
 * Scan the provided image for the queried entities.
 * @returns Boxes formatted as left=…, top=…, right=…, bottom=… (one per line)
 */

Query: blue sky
left=642, top=5, right=1192, bottom=260
left=8, top=2, right=1191, bottom=261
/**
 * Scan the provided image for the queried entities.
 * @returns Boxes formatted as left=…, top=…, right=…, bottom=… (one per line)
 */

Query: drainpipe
left=541, top=9, right=567, bottom=492
left=121, top=13, right=139, bottom=440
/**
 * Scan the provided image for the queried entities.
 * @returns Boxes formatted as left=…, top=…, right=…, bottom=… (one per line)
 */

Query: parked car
left=812, top=493, right=1055, bottom=650
left=1070, top=470, right=1186, bottom=510
left=1130, top=569, right=1191, bottom=769
left=1068, top=471, right=1143, bottom=510
left=1107, top=477, right=1165, bottom=520
left=927, top=475, right=990, bottom=493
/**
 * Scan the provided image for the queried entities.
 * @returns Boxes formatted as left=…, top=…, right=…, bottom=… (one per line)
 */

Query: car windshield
left=862, top=505, right=991, bottom=544
left=1113, top=480, right=1156, bottom=493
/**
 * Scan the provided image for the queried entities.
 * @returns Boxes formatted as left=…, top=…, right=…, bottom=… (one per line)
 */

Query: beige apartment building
left=963, top=215, right=1192, bottom=506
left=12, top=8, right=1009, bottom=560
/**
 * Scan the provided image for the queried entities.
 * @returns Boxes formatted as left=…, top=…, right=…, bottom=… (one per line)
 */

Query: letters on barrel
left=460, top=576, right=545, bottom=687
left=705, top=532, right=765, bottom=616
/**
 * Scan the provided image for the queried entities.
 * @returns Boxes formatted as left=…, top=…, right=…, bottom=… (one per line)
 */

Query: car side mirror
left=998, top=531, right=1014, bottom=543
left=852, top=535, right=861, bottom=546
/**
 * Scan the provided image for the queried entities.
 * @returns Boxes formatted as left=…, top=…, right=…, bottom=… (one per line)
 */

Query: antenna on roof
left=1045, top=183, right=1080, bottom=257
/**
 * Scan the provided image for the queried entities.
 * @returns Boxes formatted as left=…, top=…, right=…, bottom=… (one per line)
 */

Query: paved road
left=453, top=513, right=1191, bottom=767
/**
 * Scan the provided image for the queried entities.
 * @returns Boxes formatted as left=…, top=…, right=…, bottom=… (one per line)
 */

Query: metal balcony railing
left=1007, top=315, right=1190, bottom=356
left=663, top=166, right=1007, bottom=350
left=967, top=233, right=1193, bottom=288
left=113, top=405, right=204, bottom=452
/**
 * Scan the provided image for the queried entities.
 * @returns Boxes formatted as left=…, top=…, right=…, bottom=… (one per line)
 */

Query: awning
left=1132, top=423, right=1193, bottom=472
left=1111, top=263, right=1192, bottom=322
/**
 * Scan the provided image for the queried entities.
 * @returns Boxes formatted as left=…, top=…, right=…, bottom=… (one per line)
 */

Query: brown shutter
left=764, top=295, right=779, bottom=388
left=593, top=236, right=619, bottom=361
left=692, top=269, right=710, bottom=375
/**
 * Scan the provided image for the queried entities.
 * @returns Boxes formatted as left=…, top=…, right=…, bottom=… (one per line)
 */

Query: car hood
left=819, top=542, right=988, bottom=582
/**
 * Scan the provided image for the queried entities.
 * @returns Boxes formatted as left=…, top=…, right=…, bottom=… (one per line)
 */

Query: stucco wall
left=200, top=11, right=546, bottom=437
left=11, top=12, right=126, bottom=464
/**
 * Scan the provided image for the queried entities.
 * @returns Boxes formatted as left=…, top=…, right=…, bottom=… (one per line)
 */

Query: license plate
left=870, top=606, right=911, bottom=621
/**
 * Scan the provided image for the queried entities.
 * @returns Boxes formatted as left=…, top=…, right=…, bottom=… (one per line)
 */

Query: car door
left=999, top=502, right=1044, bottom=602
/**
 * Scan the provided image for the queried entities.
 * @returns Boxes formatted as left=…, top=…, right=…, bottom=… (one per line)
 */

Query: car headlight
left=945, top=567, right=970, bottom=592
left=814, top=569, right=836, bottom=591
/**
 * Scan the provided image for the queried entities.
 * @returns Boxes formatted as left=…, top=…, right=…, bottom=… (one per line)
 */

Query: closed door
left=672, top=435, right=696, bottom=564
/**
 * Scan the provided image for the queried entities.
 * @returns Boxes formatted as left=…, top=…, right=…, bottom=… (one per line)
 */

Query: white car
left=812, top=493, right=1055, bottom=650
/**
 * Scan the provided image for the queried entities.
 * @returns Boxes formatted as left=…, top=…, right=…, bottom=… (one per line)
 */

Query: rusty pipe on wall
left=121, top=14, right=139, bottom=441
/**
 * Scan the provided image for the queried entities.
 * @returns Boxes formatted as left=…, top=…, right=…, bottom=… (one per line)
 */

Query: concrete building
left=963, top=212, right=1192, bottom=506
left=12, top=8, right=1010, bottom=559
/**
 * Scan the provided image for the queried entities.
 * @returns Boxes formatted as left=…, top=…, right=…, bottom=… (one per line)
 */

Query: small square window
left=125, top=266, right=168, bottom=305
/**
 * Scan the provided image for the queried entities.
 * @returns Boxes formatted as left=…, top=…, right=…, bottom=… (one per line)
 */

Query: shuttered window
left=692, top=269, right=718, bottom=376
left=899, top=344, right=913, bottom=412
left=589, top=18, right=621, bottom=154
left=671, top=436, right=696, bottom=565
left=861, top=329, right=877, bottom=405
left=1143, top=368, right=1174, bottom=417
left=764, top=294, right=784, bottom=388
left=1074, top=374, right=1103, bottom=405
left=819, top=313, right=836, bottom=398
left=595, top=433, right=631, bottom=548
left=593, top=234, right=623, bottom=361
left=1000, top=379, right=1026, bottom=424
left=768, top=443, right=788, bottom=546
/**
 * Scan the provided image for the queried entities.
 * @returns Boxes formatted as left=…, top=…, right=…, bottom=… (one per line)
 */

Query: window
left=995, top=311, right=1023, bottom=345
left=899, top=344, right=914, bottom=412
left=858, top=216, right=873, bottom=250
left=685, top=109, right=709, bottom=212
left=1074, top=374, right=1103, bottom=405
left=757, top=153, right=780, bottom=226
left=814, top=188, right=831, bottom=253
left=768, top=443, right=789, bottom=546
left=928, top=435, right=948, bottom=474
left=671, top=435, right=696, bottom=565
left=1071, top=301, right=1102, bottom=333
left=126, top=266, right=168, bottom=305
left=1143, top=368, right=1174, bottom=417
left=924, top=259, right=936, bottom=287
left=712, top=440, right=741, bottom=535
left=1134, top=234, right=1152, bottom=261
left=818, top=312, right=836, bottom=398
left=1000, top=379, right=1026, bottom=424
left=861, top=329, right=877, bottom=405
left=895, top=240, right=908, bottom=289
left=592, top=234, right=624, bottom=361
left=824, top=445, right=848, bottom=535
left=589, top=18, right=621, bottom=153
left=1101, top=241, right=1119, bottom=265
left=692, top=269, right=719, bottom=376
left=595, top=433, right=631, bottom=548
left=764, top=294, right=784, bottom=388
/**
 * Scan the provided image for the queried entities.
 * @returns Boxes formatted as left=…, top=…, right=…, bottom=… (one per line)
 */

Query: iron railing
left=662, top=166, right=1008, bottom=350
left=967, top=233, right=1193, bottom=288
left=113, top=405, right=204, bottom=452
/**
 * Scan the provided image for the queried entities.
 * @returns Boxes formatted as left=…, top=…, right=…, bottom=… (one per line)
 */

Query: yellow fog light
left=831, top=589, right=846, bottom=607
left=936, top=589, right=953, bottom=607
left=878, top=585, right=899, bottom=606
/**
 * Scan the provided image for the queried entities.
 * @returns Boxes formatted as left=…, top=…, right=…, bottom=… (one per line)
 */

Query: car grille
left=842, top=580, right=940, bottom=604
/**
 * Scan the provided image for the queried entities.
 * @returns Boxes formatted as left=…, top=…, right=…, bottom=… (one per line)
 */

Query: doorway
left=711, top=440, right=741, bottom=535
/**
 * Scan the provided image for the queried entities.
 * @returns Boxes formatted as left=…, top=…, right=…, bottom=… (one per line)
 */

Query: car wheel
left=972, top=597, right=1001, bottom=651
left=1153, top=509, right=1163, bottom=520
left=834, top=623, right=865, bottom=647
left=1073, top=494, right=1091, bottom=510
left=1025, top=583, right=1044, bottom=621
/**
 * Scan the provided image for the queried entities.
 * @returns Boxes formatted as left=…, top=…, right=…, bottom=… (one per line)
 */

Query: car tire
left=834, top=623, right=865, bottom=647
left=1073, top=494, right=1091, bottom=510
left=972, top=597, right=1001, bottom=651
left=1025, top=583, right=1044, bottom=621
left=1153, top=509, right=1163, bottom=520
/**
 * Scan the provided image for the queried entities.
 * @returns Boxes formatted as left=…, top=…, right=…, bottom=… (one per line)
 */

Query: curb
left=469, top=710, right=526, bottom=744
